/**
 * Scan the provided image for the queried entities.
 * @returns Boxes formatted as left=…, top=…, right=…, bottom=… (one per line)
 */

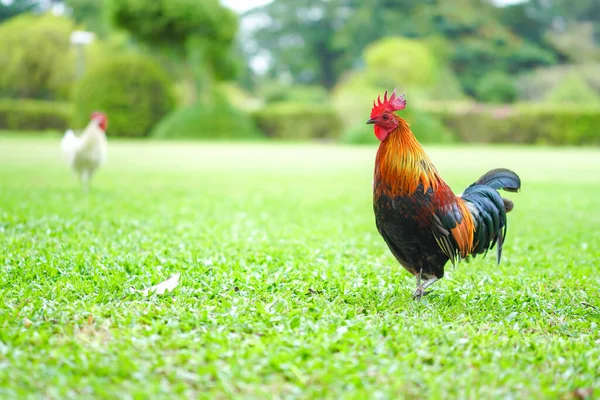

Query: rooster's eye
left=382, top=115, right=389, bottom=120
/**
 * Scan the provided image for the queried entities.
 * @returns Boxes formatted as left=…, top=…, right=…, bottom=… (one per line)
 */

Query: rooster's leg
left=412, top=269, right=425, bottom=300
left=412, top=270, right=439, bottom=300
left=79, top=170, right=89, bottom=193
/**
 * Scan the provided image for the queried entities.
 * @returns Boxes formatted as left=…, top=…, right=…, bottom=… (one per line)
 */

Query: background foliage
left=108, top=0, right=239, bottom=103
left=0, top=0, right=598, bottom=144
left=0, top=14, right=75, bottom=100
left=73, top=55, right=175, bottom=137
left=0, top=99, right=72, bottom=131
left=0, top=2, right=599, bottom=396
left=152, top=92, right=261, bottom=140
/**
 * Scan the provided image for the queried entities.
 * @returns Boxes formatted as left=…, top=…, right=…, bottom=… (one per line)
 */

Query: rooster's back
left=61, top=129, right=80, bottom=166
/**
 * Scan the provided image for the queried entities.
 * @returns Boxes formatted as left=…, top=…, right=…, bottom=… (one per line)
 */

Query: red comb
left=90, top=111, right=106, bottom=119
left=90, top=111, right=108, bottom=131
left=370, top=89, right=406, bottom=118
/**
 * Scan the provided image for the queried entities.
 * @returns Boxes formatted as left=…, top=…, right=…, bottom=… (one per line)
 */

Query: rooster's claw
left=412, top=286, right=432, bottom=301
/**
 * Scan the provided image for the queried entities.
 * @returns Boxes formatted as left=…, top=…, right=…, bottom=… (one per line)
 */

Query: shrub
left=342, top=123, right=379, bottom=145
left=261, top=83, right=329, bottom=105
left=516, top=64, right=600, bottom=102
left=331, top=71, right=455, bottom=145
left=252, top=103, right=342, bottom=140
left=73, top=54, right=175, bottom=137
left=0, top=99, right=72, bottom=131
left=544, top=72, right=600, bottom=105
left=152, top=93, right=262, bottom=140
left=343, top=108, right=455, bottom=145
left=0, top=14, right=75, bottom=100
left=218, top=82, right=262, bottom=112
left=475, top=72, right=518, bottom=103
left=331, top=73, right=382, bottom=129
left=433, top=104, right=600, bottom=145
left=428, top=67, right=468, bottom=101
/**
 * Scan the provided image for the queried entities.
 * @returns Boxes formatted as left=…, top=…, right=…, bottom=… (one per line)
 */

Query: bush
left=0, top=14, right=75, bottom=100
left=475, top=72, right=518, bottom=103
left=433, top=104, right=600, bottom=145
left=261, top=83, right=329, bottom=105
left=343, top=108, right=455, bottom=145
left=251, top=103, right=342, bottom=140
left=0, top=99, right=72, bottom=131
left=428, top=67, right=468, bottom=101
left=331, top=73, right=383, bottom=129
left=331, top=70, right=455, bottom=145
left=73, top=54, right=175, bottom=137
left=516, top=64, right=600, bottom=102
left=152, top=93, right=262, bottom=140
left=218, top=82, right=262, bottom=112
left=544, top=72, right=600, bottom=105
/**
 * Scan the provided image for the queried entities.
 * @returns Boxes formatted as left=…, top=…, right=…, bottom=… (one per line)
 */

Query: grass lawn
left=0, top=135, right=599, bottom=399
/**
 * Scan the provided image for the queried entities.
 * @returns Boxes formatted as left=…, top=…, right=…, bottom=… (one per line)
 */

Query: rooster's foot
left=412, top=271, right=439, bottom=301
left=412, top=286, right=432, bottom=301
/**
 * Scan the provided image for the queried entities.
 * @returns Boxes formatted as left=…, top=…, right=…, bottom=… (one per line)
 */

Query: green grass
left=1, top=135, right=599, bottom=399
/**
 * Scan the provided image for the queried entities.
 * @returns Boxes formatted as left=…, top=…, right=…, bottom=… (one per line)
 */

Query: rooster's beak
left=366, top=119, right=376, bottom=124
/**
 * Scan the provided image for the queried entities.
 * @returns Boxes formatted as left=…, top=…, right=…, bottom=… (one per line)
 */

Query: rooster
left=61, top=112, right=108, bottom=192
left=368, top=90, right=521, bottom=299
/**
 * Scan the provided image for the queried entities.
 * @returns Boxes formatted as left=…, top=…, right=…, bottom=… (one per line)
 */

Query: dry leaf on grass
left=562, top=388, right=594, bottom=400
left=140, top=273, right=181, bottom=296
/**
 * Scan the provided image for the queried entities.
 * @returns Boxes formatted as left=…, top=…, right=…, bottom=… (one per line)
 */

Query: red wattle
left=374, top=125, right=389, bottom=141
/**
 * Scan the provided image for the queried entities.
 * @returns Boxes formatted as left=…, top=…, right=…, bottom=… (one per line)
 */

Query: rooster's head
left=366, top=89, right=406, bottom=141
left=91, top=111, right=108, bottom=131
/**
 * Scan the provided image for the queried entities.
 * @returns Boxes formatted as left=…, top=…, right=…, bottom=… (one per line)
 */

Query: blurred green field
left=0, top=136, right=599, bottom=399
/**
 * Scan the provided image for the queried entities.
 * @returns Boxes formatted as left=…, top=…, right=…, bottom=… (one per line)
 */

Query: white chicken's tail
left=61, top=129, right=80, bottom=163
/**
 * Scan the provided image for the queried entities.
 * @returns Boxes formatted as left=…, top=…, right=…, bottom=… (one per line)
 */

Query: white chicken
left=61, top=112, right=108, bottom=192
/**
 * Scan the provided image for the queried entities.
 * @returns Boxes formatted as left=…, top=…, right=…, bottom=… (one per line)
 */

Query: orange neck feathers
left=374, top=116, right=441, bottom=197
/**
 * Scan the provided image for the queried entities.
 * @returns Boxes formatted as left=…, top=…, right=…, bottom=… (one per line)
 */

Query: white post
left=70, top=31, right=96, bottom=79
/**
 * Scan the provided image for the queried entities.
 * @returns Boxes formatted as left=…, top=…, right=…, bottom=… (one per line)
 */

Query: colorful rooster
left=369, top=90, right=521, bottom=299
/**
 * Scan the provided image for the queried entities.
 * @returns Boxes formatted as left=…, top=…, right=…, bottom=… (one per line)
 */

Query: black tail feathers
left=462, top=168, right=521, bottom=264
left=472, top=168, right=521, bottom=193
left=503, top=198, right=514, bottom=213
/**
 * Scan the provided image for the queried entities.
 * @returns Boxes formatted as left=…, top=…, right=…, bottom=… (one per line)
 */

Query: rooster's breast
left=373, top=185, right=448, bottom=277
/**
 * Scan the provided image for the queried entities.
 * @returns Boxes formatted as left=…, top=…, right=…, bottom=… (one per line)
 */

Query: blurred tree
left=413, top=0, right=557, bottom=97
left=244, top=0, right=423, bottom=90
left=65, top=0, right=108, bottom=36
left=244, top=0, right=560, bottom=98
left=528, top=0, right=600, bottom=28
left=547, top=23, right=600, bottom=63
left=84, top=32, right=133, bottom=71
left=245, top=0, right=346, bottom=90
left=521, top=0, right=600, bottom=46
left=496, top=3, right=551, bottom=46
left=0, top=13, right=75, bottom=99
left=363, top=37, right=438, bottom=89
left=475, top=71, right=517, bottom=103
left=0, top=0, right=37, bottom=23
left=330, top=36, right=463, bottom=132
left=108, top=0, right=239, bottom=104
